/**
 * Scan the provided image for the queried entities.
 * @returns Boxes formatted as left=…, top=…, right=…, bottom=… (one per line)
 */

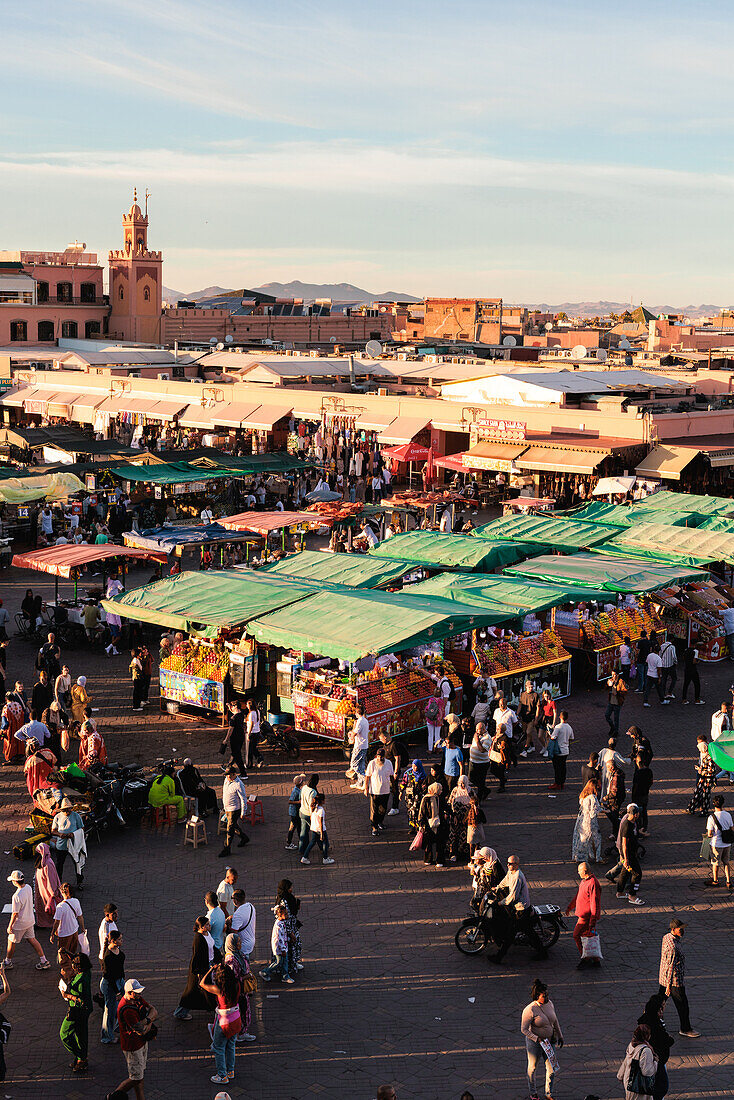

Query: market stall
left=258, top=549, right=414, bottom=589
left=467, top=628, right=572, bottom=702
left=552, top=602, right=664, bottom=680
left=158, top=635, right=257, bottom=721
left=651, top=581, right=734, bottom=662
left=598, top=522, right=734, bottom=570
left=12, top=542, right=169, bottom=605
left=474, top=513, right=618, bottom=554
left=504, top=552, right=709, bottom=593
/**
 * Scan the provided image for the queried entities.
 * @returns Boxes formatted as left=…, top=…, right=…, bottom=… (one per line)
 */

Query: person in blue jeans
left=298, top=775, right=319, bottom=855
left=200, top=964, right=241, bottom=1085
left=435, top=731, right=464, bottom=792
left=259, top=906, right=294, bottom=984
left=100, top=930, right=125, bottom=1043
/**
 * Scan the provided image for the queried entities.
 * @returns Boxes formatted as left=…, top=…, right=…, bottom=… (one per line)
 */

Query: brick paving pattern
left=1, top=562, right=733, bottom=1099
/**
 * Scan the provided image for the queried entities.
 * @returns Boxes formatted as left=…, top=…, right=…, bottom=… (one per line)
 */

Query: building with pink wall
left=0, top=246, right=108, bottom=344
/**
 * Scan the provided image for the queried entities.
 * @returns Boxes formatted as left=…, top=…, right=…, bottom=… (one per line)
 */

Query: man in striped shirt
left=659, top=638, right=678, bottom=699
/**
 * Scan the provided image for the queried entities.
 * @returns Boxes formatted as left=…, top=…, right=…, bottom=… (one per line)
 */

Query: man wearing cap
left=659, top=919, right=700, bottom=1038
left=3, top=870, right=50, bottom=970
left=219, top=767, right=249, bottom=858
left=50, top=797, right=85, bottom=884
left=106, top=978, right=158, bottom=1100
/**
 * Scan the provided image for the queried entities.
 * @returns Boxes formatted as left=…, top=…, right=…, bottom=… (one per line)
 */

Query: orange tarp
left=12, top=543, right=169, bottom=578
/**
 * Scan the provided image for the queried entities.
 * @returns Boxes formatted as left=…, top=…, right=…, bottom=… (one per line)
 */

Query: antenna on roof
left=502, top=335, right=517, bottom=347
left=365, top=340, right=382, bottom=358
left=571, top=344, right=587, bottom=359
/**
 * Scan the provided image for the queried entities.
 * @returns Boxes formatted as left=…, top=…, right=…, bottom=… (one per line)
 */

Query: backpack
left=441, top=677, right=456, bottom=703
left=425, top=698, right=440, bottom=723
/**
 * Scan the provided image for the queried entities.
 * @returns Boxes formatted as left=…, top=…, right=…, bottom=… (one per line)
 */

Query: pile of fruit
left=161, top=640, right=229, bottom=682
left=587, top=607, right=658, bottom=649
left=474, top=630, right=569, bottom=677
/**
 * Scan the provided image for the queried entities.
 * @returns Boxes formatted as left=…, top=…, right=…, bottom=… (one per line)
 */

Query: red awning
left=382, top=441, right=430, bottom=463
left=219, top=510, right=317, bottom=534
left=12, top=544, right=169, bottom=578
left=434, top=452, right=467, bottom=472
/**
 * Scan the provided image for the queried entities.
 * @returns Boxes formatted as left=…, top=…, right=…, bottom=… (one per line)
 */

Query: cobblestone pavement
left=1, top=562, right=733, bottom=1100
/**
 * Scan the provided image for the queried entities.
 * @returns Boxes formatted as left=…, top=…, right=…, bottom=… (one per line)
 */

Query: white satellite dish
left=596, top=348, right=608, bottom=362
left=365, top=340, right=382, bottom=358
left=571, top=344, right=587, bottom=359
left=329, top=336, right=337, bottom=343
left=619, top=338, right=631, bottom=350
left=225, top=334, right=233, bottom=344
left=544, top=322, right=553, bottom=331
left=502, top=335, right=517, bottom=347
left=263, top=338, right=273, bottom=346
left=216, top=342, right=224, bottom=351
left=209, top=337, right=217, bottom=346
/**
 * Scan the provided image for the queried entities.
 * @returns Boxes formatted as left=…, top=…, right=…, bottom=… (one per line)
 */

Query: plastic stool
left=247, top=798, right=264, bottom=826
left=147, top=804, right=176, bottom=827
left=184, top=818, right=207, bottom=849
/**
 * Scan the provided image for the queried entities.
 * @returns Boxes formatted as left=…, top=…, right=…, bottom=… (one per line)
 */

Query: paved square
left=1, top=563, right=733, bottom=1100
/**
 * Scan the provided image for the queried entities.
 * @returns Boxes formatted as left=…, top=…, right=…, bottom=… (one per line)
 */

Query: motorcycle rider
left=490, top=855, right=547, bottom=963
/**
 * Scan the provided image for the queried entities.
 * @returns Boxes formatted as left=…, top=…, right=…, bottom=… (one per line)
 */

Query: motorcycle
left=455, top=892, right=565, bottom=958
left=261, top=722, right=300, bottom=760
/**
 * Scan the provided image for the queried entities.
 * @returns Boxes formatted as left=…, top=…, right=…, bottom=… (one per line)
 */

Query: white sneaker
left=519, top=750, right=528, bottom=758
left=387, top=808, right=399, bottom=816
left=627, top=895, right=645, bottom=905
left=322, top=857, right=335, bottom=864
left=237, top=1032, right=257, bottom=1041
left=643, top=702, right=651, bottom=708
left=296, top=962, right=305, bottom=970
left=349, top=782, right=364, bottom=790
left=300, top=857, right=310, bottom=864
left=540, top=750, right=549, bottom=758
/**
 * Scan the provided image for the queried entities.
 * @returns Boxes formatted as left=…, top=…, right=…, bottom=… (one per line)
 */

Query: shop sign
left=154, top=486, right=162, bottom=499
left=24, top=399, right=47, bottom=416
left=475, top=418, right=526, bottom=441
left=463, top=454, right=515, bottom=472
left=159, top=669, right=225, bottom=712
left=85, top=474, right=96, bottom=491
left=495, top=660, right=571, bottom=703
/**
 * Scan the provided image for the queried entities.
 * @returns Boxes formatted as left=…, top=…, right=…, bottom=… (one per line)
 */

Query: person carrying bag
left=617, top=1024, right=657, bottom=1098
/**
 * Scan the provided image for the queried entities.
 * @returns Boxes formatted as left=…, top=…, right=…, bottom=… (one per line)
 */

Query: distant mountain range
left=517, top=301, right=726, bottom=320
left=162, top=280, right=421, bottom=306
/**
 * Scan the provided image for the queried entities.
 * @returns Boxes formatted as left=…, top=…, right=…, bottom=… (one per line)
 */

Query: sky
left=3, top=0, right=734, bottom=302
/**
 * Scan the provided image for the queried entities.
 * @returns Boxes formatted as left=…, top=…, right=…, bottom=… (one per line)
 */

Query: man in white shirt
left=494, top=699, right=518, bottom=740
left=360, top=523, right=379, bottom=549
left=549, top=710, right=574, bottom=791
left=51, top=884, right=84, bottom=952
left=348, top=704, right=369, bottom=791
left=618, top=637, right=632, bottom=683
left=658, top=638, right=678, bottom=699
left=364, top=746, right=394, bottom=835
left=217, top=867, right=238, bottom=918
left=598, top=736, right=630, bottom=801
left=200, top=505, right=214, bottom=525
left=439, top=507, right=452, bottom=533
left=3, top=869, right=50, bottom=969
left=706, top=794, right=733, bottom=888
left=228, top=890, right=256, bottom=958
left=643, top=649, right=665, bottom=706
left=298, top=774, right=319, bottom=856
left=219, top=766, right=249, bottom=857
left=98, top=902, right=119, bottom=961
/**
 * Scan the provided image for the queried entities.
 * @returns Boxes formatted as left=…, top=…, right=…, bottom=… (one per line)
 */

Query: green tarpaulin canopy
left=248, top=585, right=507, bottom=661
left=504, top=552, right=708, bottom=593
left=405, top=572, right=604, bottom=614
left=598, top=522, right=734, bottom=566
left=110, top=455, right=313, bottom=486
left=258, top=550, right=413, bottom=588
left=630, top=490, right=734, bottom=519
left=696, top=515, right=734, bottom=535
left=562, top=501, right=707, bottom=528
left=709, top=735, right=734, bottom=774
left=473, top=513, right=617, bottom=552
left=368, top=531, right=526, bottom=572
left=102, top=569, right=316, bottom=631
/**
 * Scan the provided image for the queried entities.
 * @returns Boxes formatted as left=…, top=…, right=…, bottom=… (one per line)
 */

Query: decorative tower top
left=122, top=187, right=149, bottom=253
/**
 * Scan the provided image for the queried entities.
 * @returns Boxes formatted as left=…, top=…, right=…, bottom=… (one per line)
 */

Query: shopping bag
left=581, top=931, right=603, bottom=960
left=78, top=930, right=90, bottom=956
left=699, top=833, right=712, bottom=860
left=409, top=829, right=424, bottom=851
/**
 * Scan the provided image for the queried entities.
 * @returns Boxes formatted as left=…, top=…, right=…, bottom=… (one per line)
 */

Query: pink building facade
left=0, top=246, right=108, bottom=345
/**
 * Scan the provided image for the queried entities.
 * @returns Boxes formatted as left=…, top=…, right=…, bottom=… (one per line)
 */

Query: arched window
left=137, top=236, right=144, bottom=250
left=85, top=320, right=101, bottom=338
left=61, top=321, right=78, bottom=338
left=143, top=287, right=150, bottom=302
left=57, top=282, right=72, bottom=302
left=80, top=282, right=96, bottom=303
left=10, top=320, right=28, bottom=341
left=118, top=286, right=124, bottom=300
left=37, top=320, right=55, bottom=341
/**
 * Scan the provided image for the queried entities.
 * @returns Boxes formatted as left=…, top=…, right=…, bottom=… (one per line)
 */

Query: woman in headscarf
left=70, top=677, right=90, bottom=725
left=418, top=782, right=447, bottom=866
left=471, top=846, right=506, bottom=906
left=24, top=739, right=57, bottom=800
left=34, top=841, right=63, bottom=928
left=687, top=734, right=717, bottom=816
left=223, top=932, right=256, bottom=1042
left=1, top=692, right=26, bottom=763
left=275, top=880, right=303, bottom=974
left=173, top=915, right=221, bottom=1020
left=78, top=720, right=107, bottom=769
left=572, top=778, right=603, bottom=863
left=400, top=759, right=427, bottom=834
left=637, top=992, right=674, bottom=1100
left=447, top=775, right=473, bottom=863
left=617, top=1022, right=657, bottom=1099
left=59, top=951, right=92, bottom=1074
left=21, top=588, right=42, bottom=630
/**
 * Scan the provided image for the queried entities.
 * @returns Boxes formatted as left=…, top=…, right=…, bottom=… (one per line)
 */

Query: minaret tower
left=108, top=189, right=162, bottom=342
